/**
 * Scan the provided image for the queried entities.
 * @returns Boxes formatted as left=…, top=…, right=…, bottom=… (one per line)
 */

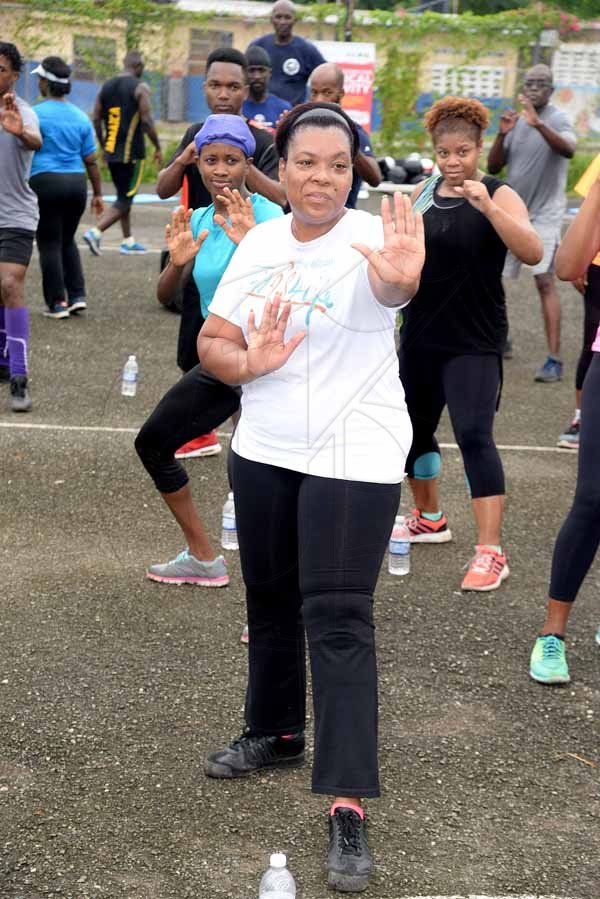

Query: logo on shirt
left=283, top=57, right=301, bottom=76
left=247, top=262, right=334, bottom=327
left=105, top=106, right=121, bottom=154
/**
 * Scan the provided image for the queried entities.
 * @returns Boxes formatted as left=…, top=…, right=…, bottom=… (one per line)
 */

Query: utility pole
left=344, top=0, right=355, bottom=42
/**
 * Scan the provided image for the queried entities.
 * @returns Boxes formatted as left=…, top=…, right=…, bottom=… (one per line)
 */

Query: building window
left=553, top=43, right=600, bottom=87
left=188, top=29, right=233, bottom=76
left=430, top=63, right=505, bottom=99
left=73, top=35, right=117, bottom=82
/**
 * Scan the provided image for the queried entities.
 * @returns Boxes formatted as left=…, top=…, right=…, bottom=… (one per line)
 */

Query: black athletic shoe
left=204, top=728, right=304, bottom=779
left=327, top=807, right=372, bottom=893
left=0, top=364, right=9, bottom=383
left=10, top=375, right=32, bottom=412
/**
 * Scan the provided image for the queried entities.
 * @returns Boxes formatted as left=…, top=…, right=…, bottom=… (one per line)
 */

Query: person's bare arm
left=136, top=84, right=162, bottom=165
left=199, top=301, right=305, bottom=384
left=487, top=109, right=518, bottom=174
left=92, top=93, right=104, bottom=146
left=82, top=151, right=104, bottom=216
left=157, top=260, right=193, bottom=306
left=0, top=94, right=41, bottom=150
left=519, top=95, right=575, bottom=159
left=246, top=164, right=287, bottom=207
left=353, top=153, right=382, bottom=188
left=156, top=140, right=195, bottom=199
left=555, top=177, right=600, bottom=281
left=455, top=182, right=542, bottom=265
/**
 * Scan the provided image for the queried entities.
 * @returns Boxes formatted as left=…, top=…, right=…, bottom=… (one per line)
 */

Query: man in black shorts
left=0, top=42, right=42, bottom=412
left=85, top=51, right=162, bottom=256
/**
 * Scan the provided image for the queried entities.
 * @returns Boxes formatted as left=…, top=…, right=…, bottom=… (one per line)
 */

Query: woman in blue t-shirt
left=135, top=115, right=283, bottom=589
left=30, top=56, right=104, bottom=318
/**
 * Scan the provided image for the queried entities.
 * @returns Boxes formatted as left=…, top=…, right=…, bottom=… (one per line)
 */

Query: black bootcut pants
left=232, top=451, right=400, bottom=798
left=30, top=172, right=87, bottom=308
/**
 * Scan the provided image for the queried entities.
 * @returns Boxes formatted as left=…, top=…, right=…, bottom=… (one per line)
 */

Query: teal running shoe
left=595, top=625, right=600, bottom=646
left=530, top=634, right=570, bottom=684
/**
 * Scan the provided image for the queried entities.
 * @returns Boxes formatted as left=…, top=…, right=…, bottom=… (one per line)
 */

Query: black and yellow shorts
left=108, top=160, right=145, bottom=210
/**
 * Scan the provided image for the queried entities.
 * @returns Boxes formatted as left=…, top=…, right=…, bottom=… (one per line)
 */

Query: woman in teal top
left=136, top=115, right=283, bottom=589
left=30, top=56, right=104, bottom=318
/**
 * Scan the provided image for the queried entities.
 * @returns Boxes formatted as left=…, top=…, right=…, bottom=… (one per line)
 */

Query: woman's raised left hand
left=214, top=188, right=256, bottom=245
left=352, top=192, right=425, bottom=294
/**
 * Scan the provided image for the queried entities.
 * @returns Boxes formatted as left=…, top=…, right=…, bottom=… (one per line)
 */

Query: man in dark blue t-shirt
left=243, top=45, right=291, bottom=131
left=308, top=62, right=381, bottom=209
left=249, top=0, right=325, bottom=107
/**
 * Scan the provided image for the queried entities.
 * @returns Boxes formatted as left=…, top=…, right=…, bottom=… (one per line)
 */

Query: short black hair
left=0, top=42, right=23, bottom=74
left=40, top=55, right=72, bottom=97
left=205, top=48, right=248, bottom=77
left=275, top=101, right=359, bottom=161
left=246, top=45, right=271, bottom=68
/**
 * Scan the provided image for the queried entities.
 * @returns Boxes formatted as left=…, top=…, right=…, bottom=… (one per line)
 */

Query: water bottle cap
left=395, top=515, right=404, bottom=525
left=128, top=355, right=136, bottom=362
left=270, top=852, right=287, bottom=868
left=228, top=491, right=234, bottom=500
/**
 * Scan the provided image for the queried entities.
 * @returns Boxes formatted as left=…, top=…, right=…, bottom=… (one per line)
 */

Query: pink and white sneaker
left=461, top=545, right=509, bottom=592
left=405, top=508, right=452, bottom=543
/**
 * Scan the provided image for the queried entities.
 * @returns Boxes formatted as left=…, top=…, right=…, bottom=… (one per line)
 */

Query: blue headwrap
left=194, top=114, right=256, bottom=157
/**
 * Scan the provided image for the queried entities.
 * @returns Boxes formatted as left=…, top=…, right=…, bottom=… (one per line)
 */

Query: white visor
left=31, top=64, right=70, bottom=84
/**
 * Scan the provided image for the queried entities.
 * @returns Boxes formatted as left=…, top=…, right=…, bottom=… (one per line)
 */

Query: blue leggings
left=550, top=353, right=600, bottom=602
left=399, top=352, right=505, bottom=499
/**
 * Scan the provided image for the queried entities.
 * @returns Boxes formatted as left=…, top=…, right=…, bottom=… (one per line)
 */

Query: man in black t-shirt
left=156, top=47, right=284, bottom=372
left=86, top=51, right=162, bottom=255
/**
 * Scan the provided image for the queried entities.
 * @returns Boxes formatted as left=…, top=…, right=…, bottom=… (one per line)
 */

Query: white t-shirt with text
left=209, top=209, right=413, bottom=484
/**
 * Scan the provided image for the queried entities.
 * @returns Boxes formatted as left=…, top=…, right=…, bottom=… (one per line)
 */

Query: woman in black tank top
left=399, top=97, right=542, bottom=592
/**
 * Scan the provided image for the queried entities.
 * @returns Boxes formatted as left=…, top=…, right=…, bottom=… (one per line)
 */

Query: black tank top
left=401, top=175, right=508, bottom=355
left=100, top=75, right=145, bottom=163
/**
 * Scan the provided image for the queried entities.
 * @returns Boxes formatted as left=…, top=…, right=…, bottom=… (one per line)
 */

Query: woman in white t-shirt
left=198, top=102, right=425, bottom=893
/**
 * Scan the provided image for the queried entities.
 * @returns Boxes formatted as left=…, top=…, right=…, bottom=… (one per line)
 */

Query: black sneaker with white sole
left=204, top=728, right=304, bottom=778
left=10, top=375, right=32, bottom=412
left=327, top=807, right=372, bottom=892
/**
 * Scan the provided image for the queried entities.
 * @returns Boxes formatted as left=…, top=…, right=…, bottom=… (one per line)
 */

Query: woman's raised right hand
left=246, top=297, right=306, bottom=379
left=165, top=206, right=208, bottom=267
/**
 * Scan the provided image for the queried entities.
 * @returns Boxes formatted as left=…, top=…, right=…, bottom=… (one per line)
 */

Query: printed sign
left=314, top=41, right=376, bottom=133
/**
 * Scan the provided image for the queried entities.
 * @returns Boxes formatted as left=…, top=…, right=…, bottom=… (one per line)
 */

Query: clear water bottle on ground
left=121, top=354, right=138, bottom=397
left=259, top=852, right=296, bottom=898
left=221, top=491, right=239, bottom=550
left=388, top=515, right=411, bottom=576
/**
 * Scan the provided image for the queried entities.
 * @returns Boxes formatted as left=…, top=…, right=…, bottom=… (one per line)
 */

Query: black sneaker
left=10, top=375, right=32, bottom=412
left=68, top=297, right=87, bottom=314
left=327, top=807, right=372, bottom=892
left=204, top=728, right=304, bottom=779
left=43, top=301, right=69, bottom=319
left=0, top=364, right=9, bottom=383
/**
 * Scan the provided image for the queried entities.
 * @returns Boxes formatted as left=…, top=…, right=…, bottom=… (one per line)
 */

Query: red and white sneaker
left=461, top=545, right=509, bottom=592
left=174, top=431, right=222, bottom=459
left=405, top=508, right=452, bottom=543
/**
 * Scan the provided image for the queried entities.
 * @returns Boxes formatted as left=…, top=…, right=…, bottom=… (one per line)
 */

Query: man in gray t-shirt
left=0, top=41, right=42, bottom=412
left=488, top=64, right=577, bottom=383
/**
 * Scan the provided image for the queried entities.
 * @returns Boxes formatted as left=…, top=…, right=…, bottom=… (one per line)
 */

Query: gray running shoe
left=10, top=376, right=32, bottom=412
left=146, top=549, right=229, bottom=586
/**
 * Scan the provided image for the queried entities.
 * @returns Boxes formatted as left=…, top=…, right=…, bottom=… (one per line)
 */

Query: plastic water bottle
left=121, top=355, right=138, bottom=397
left=259, top=853, right=296, bottom=898
left=388, top=515, right=411, bottom=576
left=221, top=491, right=239, bottom=550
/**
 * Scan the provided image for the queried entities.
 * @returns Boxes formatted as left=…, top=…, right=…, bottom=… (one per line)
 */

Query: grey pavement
left=0, top=202, right=598, bottom=899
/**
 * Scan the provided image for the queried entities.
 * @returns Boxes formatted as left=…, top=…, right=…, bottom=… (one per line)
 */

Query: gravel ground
left=0, top=199, right=598, bottom=899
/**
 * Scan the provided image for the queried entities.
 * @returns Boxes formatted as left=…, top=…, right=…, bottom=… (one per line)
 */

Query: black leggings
left=549, top=353, right=600, bottom=602
left=135, top=364, right=241, bottom=494
left=30, top=172, right=87, bottom=308
left=232, top=452, right=400, bottom=797
left=575, top=265, right=600, bottom=391
left=399, top=351, right=505, bottom=498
